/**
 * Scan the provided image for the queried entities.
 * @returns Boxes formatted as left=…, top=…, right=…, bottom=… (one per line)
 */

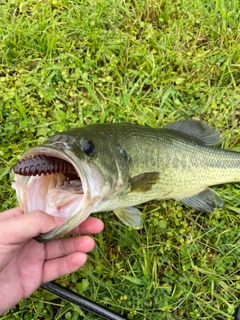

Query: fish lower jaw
left=13, top=172, right=85, bottom=219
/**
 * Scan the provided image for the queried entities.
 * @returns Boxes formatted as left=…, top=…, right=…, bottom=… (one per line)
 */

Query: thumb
left=0, top=211, right=64, bottom=244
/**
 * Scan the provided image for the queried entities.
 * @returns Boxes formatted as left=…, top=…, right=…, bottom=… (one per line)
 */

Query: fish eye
left=80, top=138, right=95, bottom=156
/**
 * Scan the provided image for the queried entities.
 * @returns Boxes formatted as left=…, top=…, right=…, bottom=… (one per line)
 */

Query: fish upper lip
left=22, top=145, right=75, bottom=162
left=44, top=141, right=73, bottom=150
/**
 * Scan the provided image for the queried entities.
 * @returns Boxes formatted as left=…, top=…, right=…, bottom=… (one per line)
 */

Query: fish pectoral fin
left=164, top=120, right=221, bottom=146
left=177, top=188, right=224, bottom=212
left=113, top=207, right=141, bottom=229
left=130, top=172, right=160, bottom=192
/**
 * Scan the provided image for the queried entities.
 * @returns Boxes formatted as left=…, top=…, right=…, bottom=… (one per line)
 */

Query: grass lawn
left=1, top=0, right=240, bottom=319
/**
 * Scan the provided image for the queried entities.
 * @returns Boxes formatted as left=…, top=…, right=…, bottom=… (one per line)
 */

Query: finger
left=45, top=236, right=95, bottom=260
left=69, top=217, right=104, bottom=235
left=0, top=207, right=23, bottom=221
left=0, top=211, right=64, bottom=245
left=42, top=252, right=87, bottom=283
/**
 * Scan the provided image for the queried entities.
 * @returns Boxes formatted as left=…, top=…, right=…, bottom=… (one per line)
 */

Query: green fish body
left=12, top=120, right=240, bottom=242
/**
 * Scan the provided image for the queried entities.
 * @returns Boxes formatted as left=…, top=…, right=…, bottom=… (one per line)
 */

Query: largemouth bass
left=12, top=120, right=240, bottom=242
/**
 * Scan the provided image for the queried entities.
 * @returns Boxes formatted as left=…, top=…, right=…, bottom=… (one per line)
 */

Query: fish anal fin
left=177, top=188, right=224, bottom=212
left=164, top=120, right=221, bottom=146
left=130, top=172, right=160, bottom=192
left=113, top=207, right=141, bottom=229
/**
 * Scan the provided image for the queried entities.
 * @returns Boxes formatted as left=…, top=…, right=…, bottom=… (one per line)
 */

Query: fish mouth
left=12, top=146, right=104, bottom=242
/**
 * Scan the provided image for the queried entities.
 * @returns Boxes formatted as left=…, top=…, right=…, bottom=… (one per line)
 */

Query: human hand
left=0, top=207, right=104, bottom=315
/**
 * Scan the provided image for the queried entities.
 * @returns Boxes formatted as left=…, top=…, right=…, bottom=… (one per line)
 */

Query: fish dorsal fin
left=176, top=188, right=224, bottom=212
left=164, top=120, right=221, bottom=146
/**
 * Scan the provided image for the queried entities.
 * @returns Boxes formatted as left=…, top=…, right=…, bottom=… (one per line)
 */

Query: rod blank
left=41, top=282, right=127, bottom=320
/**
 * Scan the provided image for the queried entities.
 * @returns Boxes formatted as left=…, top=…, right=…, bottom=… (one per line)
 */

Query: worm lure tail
left=13, top=155, right=76, bottom=177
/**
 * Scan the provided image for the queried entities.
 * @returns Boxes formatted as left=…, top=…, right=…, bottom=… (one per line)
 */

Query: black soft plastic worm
left=13, top=155, right=76, bottom=177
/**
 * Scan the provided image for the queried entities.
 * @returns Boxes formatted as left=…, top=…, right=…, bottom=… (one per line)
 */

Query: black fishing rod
left=235, top=305, right=240, bottom=320
left=41, top=282, right=127, bottom=320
